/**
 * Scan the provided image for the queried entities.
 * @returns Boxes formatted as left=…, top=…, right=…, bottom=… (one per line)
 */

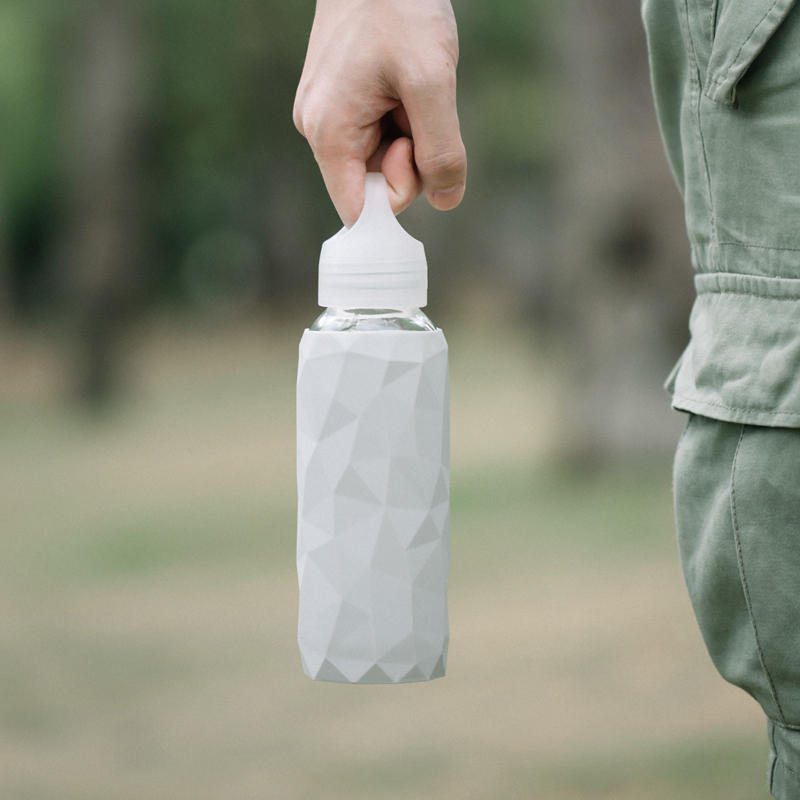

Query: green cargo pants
left=674, top=414, right=800, bottom=796
left=642, top=0, right=800, bottom=796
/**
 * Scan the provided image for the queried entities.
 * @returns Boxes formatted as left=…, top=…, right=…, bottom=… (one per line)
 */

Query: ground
left=0, top=317, right=769, bottom=799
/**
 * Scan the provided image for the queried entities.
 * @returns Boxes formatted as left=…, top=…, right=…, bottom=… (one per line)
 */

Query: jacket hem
left=664, top=271, right=800, bottom=429
left=668, top=394, right=800, bottom=427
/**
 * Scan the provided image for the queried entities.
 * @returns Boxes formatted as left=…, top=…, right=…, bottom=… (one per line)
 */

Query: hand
left=293, top=0, right=467, bottom=226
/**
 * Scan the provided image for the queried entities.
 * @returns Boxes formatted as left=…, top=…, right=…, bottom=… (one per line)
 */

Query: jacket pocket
left=729, top=423, right=800, bottom=727
left=672, top=416, right=786, bottom=723
left=704, top=0, right=797, bottom=105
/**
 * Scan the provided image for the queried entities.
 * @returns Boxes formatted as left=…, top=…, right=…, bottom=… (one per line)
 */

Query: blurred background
left=0, top=0, right=770, bottom=798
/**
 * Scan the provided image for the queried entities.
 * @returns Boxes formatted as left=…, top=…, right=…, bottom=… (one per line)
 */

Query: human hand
left=293, top=0, right=467, bottom=226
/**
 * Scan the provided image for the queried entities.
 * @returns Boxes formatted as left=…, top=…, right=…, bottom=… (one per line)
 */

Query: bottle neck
left=310, top=307, right=436, bottom=332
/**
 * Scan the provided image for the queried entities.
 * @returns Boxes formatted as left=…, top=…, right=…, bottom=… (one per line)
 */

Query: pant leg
left=673, top=412, right=800, bottom=799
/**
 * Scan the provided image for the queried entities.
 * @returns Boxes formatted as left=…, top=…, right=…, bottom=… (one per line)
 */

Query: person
left=294, top=1, right=800, bottom=797
left=643, top=2, right=800, bottom=797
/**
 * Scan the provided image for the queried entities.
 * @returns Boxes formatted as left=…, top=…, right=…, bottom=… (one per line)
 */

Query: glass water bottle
left=296, top=173, right=450, bottom=683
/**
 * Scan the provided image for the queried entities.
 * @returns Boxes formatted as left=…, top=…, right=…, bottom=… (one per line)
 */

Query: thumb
left=401, top=73, right=467, bottom=210
left=379, top=136, right=423, bottom=215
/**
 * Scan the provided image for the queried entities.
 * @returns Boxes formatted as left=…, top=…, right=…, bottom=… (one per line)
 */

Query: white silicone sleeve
left=296, top=329, right=450, bottom=683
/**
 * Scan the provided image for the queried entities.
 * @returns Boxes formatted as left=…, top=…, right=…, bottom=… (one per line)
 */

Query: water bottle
left=296, top=172, right=450, bottom=683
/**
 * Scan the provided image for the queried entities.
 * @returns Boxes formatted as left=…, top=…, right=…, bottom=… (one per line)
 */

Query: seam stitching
left=695, top=289, right=800, bottom=300
left=707, top=0, right=719, bottom=44
left=711, top=0, right=783, bottom=85
left=729, top=424, right=788, bottom=725
left=771, top=718, right=800, bottom=732
left=672, top=394, right=800, bottom=419
left=717, top=240, right=800, bottom=253
left=770, top=723, right=779, bottom=791
left=681, top=0, right=719, bottom=264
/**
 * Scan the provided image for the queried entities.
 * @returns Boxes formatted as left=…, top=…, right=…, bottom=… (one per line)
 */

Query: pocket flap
left=704, top=0, right=797, bottom=105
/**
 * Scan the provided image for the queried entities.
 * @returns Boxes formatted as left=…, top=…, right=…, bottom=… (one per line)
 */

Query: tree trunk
left=61, top=0, right=145, bottom=407
left=0, top=178, right=12, bottom=325
left=549, top=0, right=693, bottom=465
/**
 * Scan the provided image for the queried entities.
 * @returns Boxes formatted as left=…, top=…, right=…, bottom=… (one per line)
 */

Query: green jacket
left=642, top=0, right=800, bottom=427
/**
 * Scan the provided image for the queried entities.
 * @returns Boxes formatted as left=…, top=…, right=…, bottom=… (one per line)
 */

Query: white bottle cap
left=318, top=172, right=427, bottom=309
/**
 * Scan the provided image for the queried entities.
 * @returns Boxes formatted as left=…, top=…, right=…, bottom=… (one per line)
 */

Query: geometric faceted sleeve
left=296, top=329, right=450, bottom=683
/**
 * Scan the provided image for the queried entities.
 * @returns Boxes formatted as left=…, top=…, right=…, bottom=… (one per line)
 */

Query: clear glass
left=310, top=307, right=436, bottom=332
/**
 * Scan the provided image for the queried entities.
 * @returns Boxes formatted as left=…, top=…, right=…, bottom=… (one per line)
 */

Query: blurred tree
left=0, top=1, right=62, bottom=320
left=0, top=180, right=10, bottom=320
left=0, top=0, right=693, bottom=451
left=547, top=0, right=692, bottom=464
left=61, top=0, right=145, bottom=405
left=145, top=0, right=325, bottom=310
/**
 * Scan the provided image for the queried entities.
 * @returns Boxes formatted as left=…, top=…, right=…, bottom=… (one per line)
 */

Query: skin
left=293, top=0, right=467, bottom=226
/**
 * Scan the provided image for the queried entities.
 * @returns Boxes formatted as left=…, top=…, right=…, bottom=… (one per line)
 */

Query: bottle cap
left=318, top=172, right=427, bottom=309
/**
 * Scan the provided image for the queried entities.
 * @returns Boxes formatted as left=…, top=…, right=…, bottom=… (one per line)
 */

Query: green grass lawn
left=0, top=320, right=769, bottom=799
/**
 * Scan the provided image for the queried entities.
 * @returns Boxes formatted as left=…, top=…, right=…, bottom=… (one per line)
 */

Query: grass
left=0, top=318, right=769, bottom=799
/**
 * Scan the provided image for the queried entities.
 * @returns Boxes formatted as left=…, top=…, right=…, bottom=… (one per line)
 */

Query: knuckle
left=398, top=61, right=456, bottom=96
left=307, top=120, right=341, bottom=160
left=292, top=99, right=305, bottom=136
left=292, top=84, right=314, bottom=138
left=296, top=102, right=326, bottom=148
left=295, top=98, right=348, bottom=160
left=292, top=83, right=331, bottom=146
left=417, top=146, right=466, bottom=183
